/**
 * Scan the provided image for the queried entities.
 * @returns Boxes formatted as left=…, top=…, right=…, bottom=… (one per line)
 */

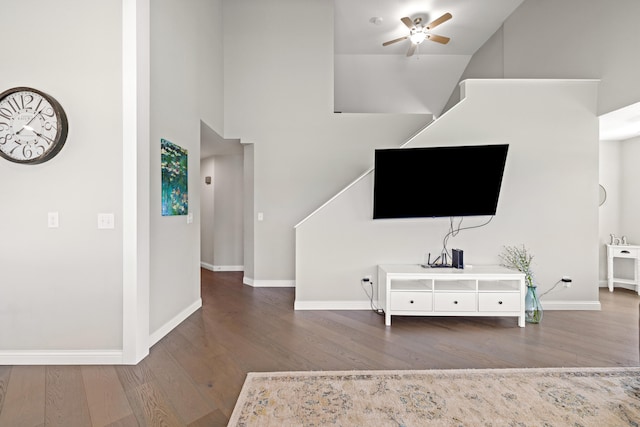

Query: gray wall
left=296, top=80, right=600, bottom=309
left=223, top=0, right=431, bottom=283
left=243, top=144, right=255, bottom=281
left=446, top=0, right=640, bottom=116
left=201, top=157, right=216, bottom=266
left=200, top=154, right=244, bottom=269
left=0, top=1, right=124, bottom=352
left=150, top=0, right=223, bottom=338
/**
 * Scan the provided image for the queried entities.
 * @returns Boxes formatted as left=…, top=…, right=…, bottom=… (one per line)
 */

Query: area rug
left=228, top=367, right=640, bottom=426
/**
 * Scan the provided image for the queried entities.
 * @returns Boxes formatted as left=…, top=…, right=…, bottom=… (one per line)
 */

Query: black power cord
left=361, top=278, right=384, bottom=315
left=440, top=216, right=495, bottom=261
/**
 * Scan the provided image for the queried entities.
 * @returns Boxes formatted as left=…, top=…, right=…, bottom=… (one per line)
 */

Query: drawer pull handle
left=622, top=250, right=631, bottom=254
left=498, top=301, right=503, bottom=305
left=453, top=301, right=458, bottom=304
left=410, top=300, right=414, bottom=304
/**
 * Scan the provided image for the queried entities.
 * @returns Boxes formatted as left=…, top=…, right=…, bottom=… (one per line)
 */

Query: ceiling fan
left=382, top=12, right=452, bottom=57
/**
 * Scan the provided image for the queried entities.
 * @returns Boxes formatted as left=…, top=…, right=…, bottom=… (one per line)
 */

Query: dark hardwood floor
left=0, top=269, right=638, bottom=426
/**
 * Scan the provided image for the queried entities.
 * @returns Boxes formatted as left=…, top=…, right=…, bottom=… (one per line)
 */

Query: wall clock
left=0, top=87, right=68, bottom=164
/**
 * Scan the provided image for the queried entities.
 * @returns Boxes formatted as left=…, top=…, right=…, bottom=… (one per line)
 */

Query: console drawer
left=434, top=293, right=476, bottom=312
left=390, top=292, right=432, bottom=311
left=613, top=247, right=637, bottom=258
left=478, top=293, right=520, bottom=312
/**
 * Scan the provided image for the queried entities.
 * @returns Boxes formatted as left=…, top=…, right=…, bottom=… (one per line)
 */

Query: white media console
left=377, top=264, right=526, bottom=327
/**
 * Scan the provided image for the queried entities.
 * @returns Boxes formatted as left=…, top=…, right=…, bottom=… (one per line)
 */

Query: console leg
left=385, top=313, right=391, bottom=326
left=518, top=315, right=525, bottom=328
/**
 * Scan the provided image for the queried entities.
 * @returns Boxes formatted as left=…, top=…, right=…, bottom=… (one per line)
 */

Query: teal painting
left=161, top=138, right=188, bottom=216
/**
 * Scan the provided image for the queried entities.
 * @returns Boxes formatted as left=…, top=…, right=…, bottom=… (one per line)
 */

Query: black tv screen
left=373, top=144, right=509, bottom=219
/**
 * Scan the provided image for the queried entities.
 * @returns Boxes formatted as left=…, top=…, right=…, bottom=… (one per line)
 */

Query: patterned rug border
left=229, top=366, right=640, bottom=425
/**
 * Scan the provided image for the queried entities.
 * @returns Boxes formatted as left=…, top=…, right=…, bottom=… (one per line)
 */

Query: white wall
left=598, top=136, right=640, bottom=286
left=621, top=137, right=640, bottom=243
left=223, top=0, right=431, bottom=283
left=598, top=140, right=622, bottom=283
left=0, top=1, right=124, bottom=354
left=296, top=80, right=600, bottom=310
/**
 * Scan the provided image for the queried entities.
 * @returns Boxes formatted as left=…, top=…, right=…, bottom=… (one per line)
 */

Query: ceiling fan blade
left=427, top=34, right=450, bottom=44
left=406, top=43, right=417, bottom=57
left=401, top=17, right=414, bottom=29
left=426, top=12, right=452, bottom=30
left=382, top=36, right=409, bottom=46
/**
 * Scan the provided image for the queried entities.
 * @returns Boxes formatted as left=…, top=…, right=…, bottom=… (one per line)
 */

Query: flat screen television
left=373, top=144, right=509, bottom=219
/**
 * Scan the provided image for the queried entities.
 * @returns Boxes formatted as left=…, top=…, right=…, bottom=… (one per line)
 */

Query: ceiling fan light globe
left=410, top=32, right=426, bottom=44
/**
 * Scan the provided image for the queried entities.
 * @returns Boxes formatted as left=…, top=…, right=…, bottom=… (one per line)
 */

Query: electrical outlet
left=48, top=212, right=59, bottom=228
left=362, top=275, right=372, bottom=283
left=562, top=276, right=572, bottom=287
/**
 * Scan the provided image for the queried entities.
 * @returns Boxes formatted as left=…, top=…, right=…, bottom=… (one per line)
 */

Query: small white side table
left=606, top=244, right=640, bottom=295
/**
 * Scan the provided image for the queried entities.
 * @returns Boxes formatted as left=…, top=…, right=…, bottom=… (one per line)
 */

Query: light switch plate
left=98, top=213, right=115, bottom=229
left=187, top=213, right=193, bottom=224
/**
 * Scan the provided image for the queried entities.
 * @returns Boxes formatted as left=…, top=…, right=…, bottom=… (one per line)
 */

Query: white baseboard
left=0, top=350, right=123, bottom=365
left=149, top=298, right=202, bottom=347
left=540, top=300, right=601, bottom=310
left=243, top=277, right=295, bottom=287
left=294, top=300, right=372, bottom=310
left=201, top=262, right=244, bottom=272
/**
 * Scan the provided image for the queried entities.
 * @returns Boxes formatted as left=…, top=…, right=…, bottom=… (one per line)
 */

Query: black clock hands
left=15, top=108, right=47, bottom=135
left=32, top=129, right=55, bottom=144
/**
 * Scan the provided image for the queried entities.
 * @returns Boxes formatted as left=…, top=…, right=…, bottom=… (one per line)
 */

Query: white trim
left=201, top=262, right=244, bottom=272
left=0, top=350, right=123, bottom=365
left=540, top=300, right=601, bottom=310
left=244, top=279, right=295, bottom=288
left=149, top=299, right=202, bottom=347
left=122, top=0, right=151, bottom=365
left=294, top=300, right=372, bottom=310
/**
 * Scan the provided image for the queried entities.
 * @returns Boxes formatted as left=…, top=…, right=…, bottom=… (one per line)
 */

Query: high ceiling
left=334, top=0, right=524, bottom=56
left=333, top=0, right=525, bottom=115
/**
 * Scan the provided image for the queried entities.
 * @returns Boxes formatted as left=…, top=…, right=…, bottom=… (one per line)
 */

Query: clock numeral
left=41, top=107, right=55, bottom=118
left=22, top=144, right=33, bottom=159
left=9, top=142, right=21, bottom=155
left=34, top=98, right=44, bottom=113
left=0, top=133, right=13, bottom=145
left=22, top=94, right=34, bottom=109
left=0, top=107, right=14, bottom=120
left=37, top=132, right=54, bottom=145
left=6, top=97, right=21, bottom=113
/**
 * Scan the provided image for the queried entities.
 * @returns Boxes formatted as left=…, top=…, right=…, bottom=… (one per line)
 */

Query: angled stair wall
left=295, top=79, right=600, bottom=311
